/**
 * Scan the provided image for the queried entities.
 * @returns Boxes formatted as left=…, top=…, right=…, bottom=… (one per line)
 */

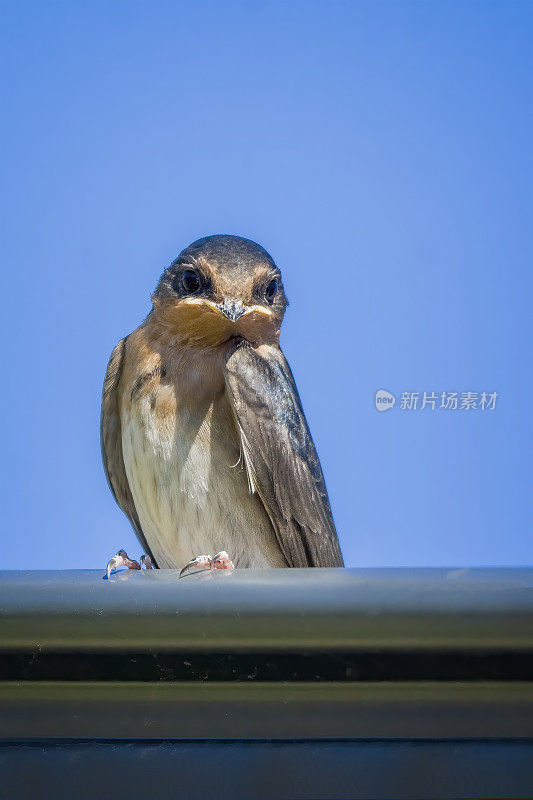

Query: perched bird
left=101, top=235, right=343, bottom=577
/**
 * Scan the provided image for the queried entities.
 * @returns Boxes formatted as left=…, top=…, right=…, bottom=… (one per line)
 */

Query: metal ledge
left=3, top=739, right=533, bottom=800
left=1, top=568, right=532, bottom=796
left=2, top=681, right=533, bottom=740
left=1, top=567, right=532, bottom=651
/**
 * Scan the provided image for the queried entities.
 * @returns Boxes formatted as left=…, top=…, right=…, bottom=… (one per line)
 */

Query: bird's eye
left=175, top=269, right=202, bottom=295
left=265, top=279, right=278, bottom=303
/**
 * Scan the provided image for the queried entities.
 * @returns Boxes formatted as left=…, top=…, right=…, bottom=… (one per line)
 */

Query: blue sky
left=1, top=0, right=531, bottom=568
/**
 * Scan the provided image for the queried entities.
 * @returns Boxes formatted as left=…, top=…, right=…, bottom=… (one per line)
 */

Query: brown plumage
left=101, top=235, right=344, bottom=571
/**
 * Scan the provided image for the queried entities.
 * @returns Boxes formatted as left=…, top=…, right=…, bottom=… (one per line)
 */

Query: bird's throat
left=154, top=298, right=280, bottom=348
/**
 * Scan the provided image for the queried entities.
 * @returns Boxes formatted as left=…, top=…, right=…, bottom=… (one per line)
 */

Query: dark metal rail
left=2, top=566, right=533, bottom=651
left=0, top=567, right=532, bottom=799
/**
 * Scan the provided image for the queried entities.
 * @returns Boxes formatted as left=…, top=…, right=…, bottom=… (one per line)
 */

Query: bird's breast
left=120, top=373, right=285, bottom=569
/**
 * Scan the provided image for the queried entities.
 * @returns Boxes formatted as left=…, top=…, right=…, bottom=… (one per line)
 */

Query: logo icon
left=375, top=389, right=396, bottom=412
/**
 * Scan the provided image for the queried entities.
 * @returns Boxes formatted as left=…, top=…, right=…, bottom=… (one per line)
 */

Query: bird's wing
left=223, top=342, right=344, bottom=567
left=100, top=337, right=156, bottom=563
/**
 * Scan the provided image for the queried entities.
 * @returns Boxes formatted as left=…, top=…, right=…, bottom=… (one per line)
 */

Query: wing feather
left=223, top=342, right=344, bottom=567
left=100, top=337, right=156, bottom=563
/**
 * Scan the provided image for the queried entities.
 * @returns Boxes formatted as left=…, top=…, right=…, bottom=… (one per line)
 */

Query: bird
left=101, top=234, right=344, bottom=577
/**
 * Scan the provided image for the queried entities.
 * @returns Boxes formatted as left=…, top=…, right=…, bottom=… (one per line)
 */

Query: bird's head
left=151, top=235, right=288, bottom=348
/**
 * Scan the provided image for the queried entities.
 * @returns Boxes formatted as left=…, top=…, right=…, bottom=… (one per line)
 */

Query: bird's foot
left=106, top=549, right=154, bottom=579
left=179, top=551, right=235, bottom=578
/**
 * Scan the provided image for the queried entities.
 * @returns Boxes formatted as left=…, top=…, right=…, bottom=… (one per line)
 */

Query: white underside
left=121, top=390, right=285, bottom=569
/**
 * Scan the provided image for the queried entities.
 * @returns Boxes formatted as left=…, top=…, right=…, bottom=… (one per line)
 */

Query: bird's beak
left=216, top=299, right=247, bottom=322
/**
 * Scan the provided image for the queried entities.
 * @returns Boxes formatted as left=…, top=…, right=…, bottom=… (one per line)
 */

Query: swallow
left=101, top=235, right=344, bottom=577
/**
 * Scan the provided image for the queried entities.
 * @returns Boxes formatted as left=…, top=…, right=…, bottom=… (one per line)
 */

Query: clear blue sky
left=1, top=1, right=531, bottom=569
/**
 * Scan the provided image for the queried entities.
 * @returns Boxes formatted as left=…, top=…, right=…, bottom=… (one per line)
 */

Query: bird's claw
left=179, top=551, right=235, bottom=578
left=106, top=549, right=153, bottom=579
left=179, top=554, right=211, bottom=577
